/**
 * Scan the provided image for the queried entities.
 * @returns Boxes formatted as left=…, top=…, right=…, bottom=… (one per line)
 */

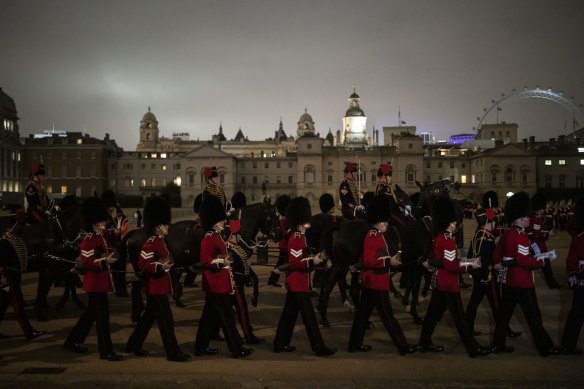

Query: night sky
left=1, top=0, right=583, bottom=150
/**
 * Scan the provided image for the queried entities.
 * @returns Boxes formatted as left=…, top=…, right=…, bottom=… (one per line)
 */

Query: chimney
left=558, top=135, right=565, bottom=143
left=495, top=139, right=504, bottom=148
left=522, top=138, right=528, bottom=149
left=529, top=136, right=535, bottom=143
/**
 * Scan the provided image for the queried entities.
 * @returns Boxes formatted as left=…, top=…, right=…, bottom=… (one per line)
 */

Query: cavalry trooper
left=561, top=196, right=584, bottom=355
left=273, top=196, right=337, bottom=357
left=374, top=161, right=413, bottom=226
left=418, top=196, right=490, bottom=358
left=202, top=166, right=226, bottom=207
left=63, top=196, right=123, bottom=361
left=348, top=194, right=417, bottom=356
left=24, top=163, right=50, bottom=223
left=101, top=190, right=128, bottom=297
left=528, top=193, right=563, bottom=289
left=339, top=161, right=361, bottom=220
left=491, top=192, right=562, bottom=356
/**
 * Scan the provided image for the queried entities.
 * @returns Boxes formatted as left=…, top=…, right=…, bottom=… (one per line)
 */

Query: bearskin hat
left=575, top=197, right=584, bottom=230
left=144, top=196, right=171, bottom=233
left=482, top=191, right=499, bottom=209
left=377, top=162, right=392, bottom=177
left=101, top=189, right=117, bottom=209
left=275, top=194, right=291, bottom=215
left=344, top=161, right=358, bottom=174
left=432, top=195, right=457, bottom=232
left=204, top=166, right=218, bottom=179
left=199, top=195, right=227, bottom=231
left=505, top=191, right=532, bottom=224
left=531, top=193, right=547, bottom=211
left=81, top=196, right=110, bottom=231
left=365, top=195, right=391, bottom=224
left=319, top=193, right=335, bottom=213
left=231, top=191, right=247, bottom=210
left=285, top=196, right=312, bottom=229
left=193, top=193, right=203, bottom=214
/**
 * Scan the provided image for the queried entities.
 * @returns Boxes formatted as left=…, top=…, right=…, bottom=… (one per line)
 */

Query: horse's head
left=238, top=202, right=281, bottom=243
left=54, top=195, right=84, bottom=246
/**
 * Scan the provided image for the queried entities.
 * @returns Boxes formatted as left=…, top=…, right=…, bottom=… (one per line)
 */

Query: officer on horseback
left=24, top=163, right=50, bottom=223
left=374, top=161, right=413, bottom=226
left=202, top=166, right=226, bottom=207
left=339, top=161, right=361, bottom=220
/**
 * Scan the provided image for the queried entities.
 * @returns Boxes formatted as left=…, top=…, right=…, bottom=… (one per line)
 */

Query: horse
left=122, top=201, right=280, bottom=320
left=0, top=195, right=85, bottom=322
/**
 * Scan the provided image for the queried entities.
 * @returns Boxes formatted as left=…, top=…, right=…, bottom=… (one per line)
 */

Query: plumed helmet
left=101, top=189, right=117, bottom=208
left=199, top=195, right=227, bottom=231
left=377, top=162, right=392, bottom=177
left=319, top=193, right=335, bottom=213
left=144, top=196, right=171, bottom=233
left=231, top=191, right=247, bottom=210
left=275, top=194, right=291, bottom=215
left=193, top=193, right=203, bottom=214
left=203, top=166, right=218, bottom=179
left=31, top=163, right=46, bottom=176
left=344, top=161, right=358, bottom=174
left=482, top=191, right=499, bottom=209
left=505, top=191, right=532, bottom=224
left=475, top=207, right=496, bottom=226
left=81, top=196, right=110, bottom=231
left=286, top=196, right=312, bottom=228
left=362, top=191, right=375, bottom=208
left=432, top=195, right=457, bottom=232
left=575, top=197, right=584, bottom=230
left=531, top=193, right=547, bottom=211
left=365, top=195, right=391, bottom=224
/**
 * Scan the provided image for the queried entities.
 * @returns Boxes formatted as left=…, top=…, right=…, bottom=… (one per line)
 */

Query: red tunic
left=434, top=232, right=465, bottom=293
left=79, top=233, right=113, bottom=293
left=504, top=225, right=543, bottom=288
left=527, top=213, right=549, bottom=253
left=360, top=228, right=390, bottom=291
left=139, top=235, right=173, bottom=295
left=566, top=232, right=584, bottom=275
left=286, top=231, right=311, bottom=292
left=201, top=230, right=234, bottom=294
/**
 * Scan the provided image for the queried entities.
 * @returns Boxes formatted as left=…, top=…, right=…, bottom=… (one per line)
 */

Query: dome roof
left=299, top=111, right=313, bottom=123
left=142, top=107, right=157, bottom=122
left=345, top=106, right=365, bottom=117
left=350, top=91, right=360, bottom=99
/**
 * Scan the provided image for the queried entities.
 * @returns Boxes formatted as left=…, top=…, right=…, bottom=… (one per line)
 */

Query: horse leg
left=249, top=268, right=259, bottom=308
left=130, top=280, right=145, bottom=322
left=9, top=284, right=45, bottom=339
left=318, top=267, right=343, bottom=327
left=34, top=267, right=53, bottom=321
left=409, top=269, right=424, bottom=325
left=69, top=273, right=86, bottom=309
left=171, top=269, right=185, bottom=308
left=390, top=272, right=404, bottom=300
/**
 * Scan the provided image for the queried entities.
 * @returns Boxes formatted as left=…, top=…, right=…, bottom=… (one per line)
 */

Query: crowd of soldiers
left=1, top=161, right=583, bottom=362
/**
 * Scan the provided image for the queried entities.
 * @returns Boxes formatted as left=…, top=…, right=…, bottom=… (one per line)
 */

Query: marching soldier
left=24, top=163, right=50, bottom=223
left=194, top=195, right=253, bottom=358
left=561, top=196, right=584, bottom=355
left=528, top=193, right=563, bottom=289
left=339, top=161, right=361, bottom=220
left=273, top=196, right=337, bottom=357
left=202, top=166, right=226, bottom=207
left=374, top=162, right=413, bottom=226
left=125, top=196, right=191, bottom=362
left=267, top=194, right=291, bottom=287
left=63, top=196, right=123, bottom=361
left=348, top=195, right=417, bottom=355
left=418, top=196, right=490, bottom=358
left=491, top=192, right=562, bottom=356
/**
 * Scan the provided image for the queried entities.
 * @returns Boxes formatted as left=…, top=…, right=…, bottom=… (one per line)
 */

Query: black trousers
left=0, top=284, right=36, bottom=338
left=126, top=294, right=182, bottom=358
left=419, top=290, right=481, bottom=355
left=65, top=292, right=114, bottom=356
left=492, top=285, right=555, bottom=356
left=465, top=271, right=501, bottom=331
left=562, top=287, right=584, bottom=351
left=195, top=292, right=243, bottom=356
left=349, top=287, right=409, bottom=352
left=273, top=291, right=326, bottom=352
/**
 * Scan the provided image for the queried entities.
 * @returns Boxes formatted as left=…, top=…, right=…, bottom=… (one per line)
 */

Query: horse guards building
left=2, top=86, right=584, bottom=212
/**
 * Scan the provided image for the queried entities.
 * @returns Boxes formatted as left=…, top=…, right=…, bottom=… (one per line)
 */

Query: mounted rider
left=374, top=161, right=413, bottom=226
left=202, top=166, right=226, bottom=208
left=339, top=161, right=362, bottom=220
left=24, top=163, right=51, bottom=223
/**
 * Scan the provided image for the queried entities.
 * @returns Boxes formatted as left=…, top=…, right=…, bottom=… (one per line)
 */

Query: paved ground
left=1, top=219, right=583, bottom=388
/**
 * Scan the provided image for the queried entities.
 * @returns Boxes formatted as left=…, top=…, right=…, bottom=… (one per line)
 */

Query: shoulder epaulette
left=369, top=229, right=378, bottom=236
left=205, top=231, right=214, bottom=237
left=146, top=236, right=156, bottom=243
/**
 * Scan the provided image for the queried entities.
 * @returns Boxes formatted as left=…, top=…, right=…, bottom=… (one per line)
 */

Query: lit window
left=61, top=186, right=67, bottom=194
left=76, top=139, right=83, bottom=144
left=559, top=160, right=566, bottom=165
left=162, top=164, right=167, bottom=171
left=579, top=147, right=584, bottom=153
left=47, top=185, right=53, bottom=193
left=581, top=160, right=584, bottom=165
left=545, top=160, right=552, bottom=166
left=151, top=153, right=157, bottom=159
left=471, top=174, right=476, bottom=184
left=161, top=153, right=167, bottom=158
left=461, top=175, right=467, bottom=184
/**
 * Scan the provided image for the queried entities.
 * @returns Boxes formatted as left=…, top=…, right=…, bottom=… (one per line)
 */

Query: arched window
left=405, top=165, right=416, bottom=184
left=304, top=165, right=315, bottom=184
left=505, top=166, right=515, bottom=184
